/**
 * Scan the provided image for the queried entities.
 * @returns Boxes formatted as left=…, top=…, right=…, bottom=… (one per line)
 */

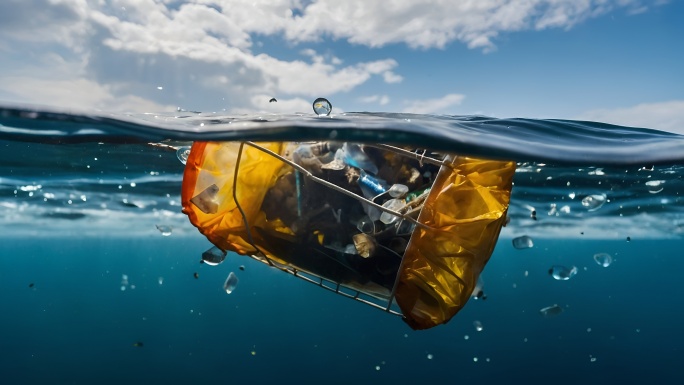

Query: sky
left=0, top=0, right=682, bottom=133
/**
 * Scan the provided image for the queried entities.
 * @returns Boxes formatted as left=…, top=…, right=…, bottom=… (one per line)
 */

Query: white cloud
left=359, top=95, right=390, bottom=106
left=403, top=94, right=465, bottom=114
left=0, top=53, right=176, bottom=112
left=0, top=0, right=667, bottom=113
left=577, top=100, right=684, bottom=135
left=281, top=0, right=656, bottom=50
left=382, top=71, right=403, bottom=84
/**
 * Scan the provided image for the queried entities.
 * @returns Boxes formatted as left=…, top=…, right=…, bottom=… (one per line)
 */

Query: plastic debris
left=549, top=265, right=578, bottom=280
left=223, top=272, right=239, bottom=294
left=512, top=235, right=534, bottom=249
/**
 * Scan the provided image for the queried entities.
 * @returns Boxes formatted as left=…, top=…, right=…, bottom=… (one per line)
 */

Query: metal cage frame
left=231, top=141, right=448, bottom=316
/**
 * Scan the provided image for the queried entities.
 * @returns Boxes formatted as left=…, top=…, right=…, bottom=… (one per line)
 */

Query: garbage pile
left=257, top=142, right=442, bottom=296
left=182, top=140, right=515, bottom=330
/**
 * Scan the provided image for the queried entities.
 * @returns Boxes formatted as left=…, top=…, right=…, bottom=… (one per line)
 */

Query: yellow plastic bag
left=395, top=155, right=515, bottom=329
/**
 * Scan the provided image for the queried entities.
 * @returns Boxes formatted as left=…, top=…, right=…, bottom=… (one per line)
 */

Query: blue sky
left=0, top=0, right=682, bottom=133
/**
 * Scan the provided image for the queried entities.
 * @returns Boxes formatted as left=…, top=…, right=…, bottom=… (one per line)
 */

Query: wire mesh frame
left=232, top=141, right=447, bottom=316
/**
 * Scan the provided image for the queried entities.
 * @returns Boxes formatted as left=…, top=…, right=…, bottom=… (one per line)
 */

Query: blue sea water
left=1, top=104, right=683, bottom=384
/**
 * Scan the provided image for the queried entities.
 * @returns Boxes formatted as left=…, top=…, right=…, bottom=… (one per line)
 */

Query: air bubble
left=512, top=235, right=534, bottom=249
left=177, top=146, right=191, bottom=165
left=313, top=98, right=332, bottom=116
left=581, top=194, right=607, bottom=211
left=223, top=272, right=239, bottom=294
left=549, top=265, right=578, bottom=280
left=593, top=253, right=613, bottom=267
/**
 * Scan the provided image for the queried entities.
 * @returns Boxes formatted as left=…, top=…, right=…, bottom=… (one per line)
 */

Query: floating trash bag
left=181, top=141, right=515, bottom=330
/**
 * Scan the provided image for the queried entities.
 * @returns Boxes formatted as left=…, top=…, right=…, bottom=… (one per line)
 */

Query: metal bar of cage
left=232, top=141, right=446, bottom=317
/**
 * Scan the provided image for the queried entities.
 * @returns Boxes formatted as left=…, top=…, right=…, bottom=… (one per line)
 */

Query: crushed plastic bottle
left=201, top=246, right=227, bottom=266
left=539, top=304, right=564, bottom=317
left=593, top=253, right=613, bottom=267
left=581, top=194, right=607, bottom=211
left=512, top=235, right=534, bottom=249
left=312, top=97, right=332, bottom=116
left=223, top=272, right=239, bottom=294
left=379, top=198, right=406, bottom=224
left=549, top=265, right=578, bottom=280
left=388, top=184, right=409, bottom=198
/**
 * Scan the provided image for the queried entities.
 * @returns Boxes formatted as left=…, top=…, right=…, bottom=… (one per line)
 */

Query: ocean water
left=1, top=104, right=683, bottom=384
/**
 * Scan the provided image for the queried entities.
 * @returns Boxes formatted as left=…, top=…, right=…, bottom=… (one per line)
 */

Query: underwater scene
left=1, top=104, right=683, bottom=384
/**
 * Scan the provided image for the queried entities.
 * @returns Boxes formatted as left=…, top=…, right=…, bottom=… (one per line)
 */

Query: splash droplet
left=313, top=97, right=332, bottom=116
